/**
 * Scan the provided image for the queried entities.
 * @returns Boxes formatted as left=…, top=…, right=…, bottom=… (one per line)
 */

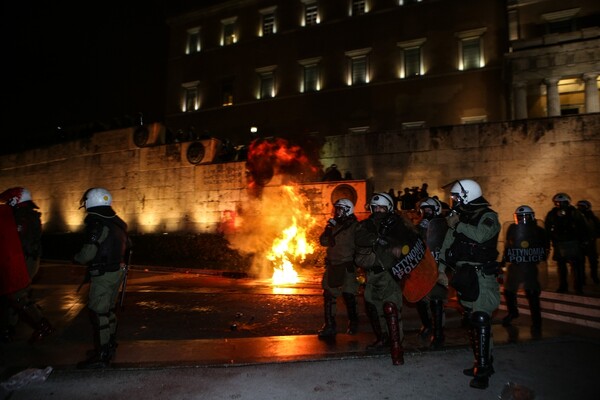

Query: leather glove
left=378, top=215, right=395, bottom=236
left=437, top=270, right=449, bottom=288
left=446, top=212, right=460, bottom=229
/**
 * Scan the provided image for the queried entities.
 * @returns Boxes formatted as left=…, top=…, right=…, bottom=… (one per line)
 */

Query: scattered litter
left=1, top=366, right=53, bottom=392
left=499, top=381, right=535, bottom=400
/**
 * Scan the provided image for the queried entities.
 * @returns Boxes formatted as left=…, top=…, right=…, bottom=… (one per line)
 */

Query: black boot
left=383, top=302, right=404, bottom=365
left=9, top=298, right=53, bottom=343
left=502, top=290, right=519, bottom=326
left=343, top=293, right=359, bottom=335
left=415, top=300, right=432, bottom=340
left=463, top=310, right=495, bottom=377
left=28, top=317, right=54, bottom=344
left=365, top=302, right=389, bottom=351
left=430, top=299, right=445, bottom=350
left=469, top=312, right=493, bottom=390
left=526, top=290, right=542, bottom=338
left=87, top=334, right=119, bottom=357
left=78, top=344, right=113, bottom=369
left=317, top=292, right=336, bottom=339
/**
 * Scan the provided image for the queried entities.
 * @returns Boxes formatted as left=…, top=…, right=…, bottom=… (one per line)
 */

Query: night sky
left=2, top=1, right=180, bottom=154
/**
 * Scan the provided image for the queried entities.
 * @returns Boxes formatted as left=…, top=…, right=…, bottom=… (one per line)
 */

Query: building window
left=351, top=0, right=366, bottom=16
left=221, top=17, right=237, bottom=46
left=302, top=1, right=319, bottom=26
left=345, top=48, right=371, bottom=85
left=456, top=28, right=486, bottom=70
left=399, top=0, right=421, bottom=5
left=398, top=38, right=425, bottom=78
left=222, top=81, right=234, bottom=106
left=304, top=64, right=319, bottom=92
left=182, top=82, right=199, bottom=112
left=352, top=57, right=367, bottom=84
left=542, top=8, right=579, bottom=34
left=186, top=27, right=201, bottom=54
left=260, top=73, right=274, bottom=99
left=260, top=7, right=277, bottom=36
left=256, top=66, right=276, bottom=99
left=508, top=10, right=519, bottom=41
left=299, top=57, right=322, bottom=92
left=404, top=48, right=421, bottom=76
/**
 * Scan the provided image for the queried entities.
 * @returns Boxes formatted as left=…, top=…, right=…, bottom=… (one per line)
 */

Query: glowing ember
left=268, top=186, right=317, bottom=286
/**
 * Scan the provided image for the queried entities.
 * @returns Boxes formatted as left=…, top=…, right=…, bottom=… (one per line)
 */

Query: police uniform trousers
left=504, top=263, right=541, bottom=293
left=459, top=270, right=500, bottom=348
left=364, top=269, right=403, bottom=338
left=321, top=268, right=359, bottom=299
left=88, top=269, right=124, bottom=347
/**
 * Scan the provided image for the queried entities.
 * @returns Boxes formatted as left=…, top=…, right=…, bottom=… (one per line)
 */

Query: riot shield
left=390, top=235, right=438, bottom=303
left=502, top=219, right=549, bottom=289
left=425, top=217, right=448, bottom=263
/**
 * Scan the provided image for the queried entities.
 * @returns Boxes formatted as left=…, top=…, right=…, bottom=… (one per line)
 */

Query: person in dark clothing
left=355, top=192, right=416, bottom=366
left=576, top=200, right=600, bottom=284
left=317, top=198, right=359, bottom=339
left=414, top=197, right=448, bottom=350
left=501, top=205, right=550, bottom=338
left=322, top=164, right=342, bottom=181
left=544, top=193, right=590, bottom=294
left=0, top=187, right=53, bottom=343
left=74, top=187, right=130, bottom=369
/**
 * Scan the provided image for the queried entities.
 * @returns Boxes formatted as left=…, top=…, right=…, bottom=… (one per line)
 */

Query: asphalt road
left=1, top=262, right=599, bottom=400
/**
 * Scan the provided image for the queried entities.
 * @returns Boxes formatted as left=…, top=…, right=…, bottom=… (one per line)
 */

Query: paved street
left=1, top=262, right=599, bottom=399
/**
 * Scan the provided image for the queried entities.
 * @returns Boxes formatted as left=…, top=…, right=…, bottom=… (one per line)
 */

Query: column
left=513, top=81, right=528, bottom=120
left=583, top=73, right=600, bottom=114
left=544, top=77, right=561, bottom=117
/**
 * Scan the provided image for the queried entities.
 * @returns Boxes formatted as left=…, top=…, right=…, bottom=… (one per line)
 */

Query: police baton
left=119, top=247, right=132, bottom=311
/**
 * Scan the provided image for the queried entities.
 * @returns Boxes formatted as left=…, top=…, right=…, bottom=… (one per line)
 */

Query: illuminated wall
left=0, top=114, right=599, bottom=235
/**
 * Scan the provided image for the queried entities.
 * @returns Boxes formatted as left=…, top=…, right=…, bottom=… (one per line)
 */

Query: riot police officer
left=544, top=193, right=589, bottom=294
left=317, top=198, right=360, bottom=338
left=354, top=192, right=414, bottom=365
left=501, top=205, right=550, bottom=338
left=439, top=179, right=501, bottom=390
left=414, top=197, right=449, bottom=350
left=576, top=200, right=600, bottom=285
left=74, top=188, right=130, bottom=369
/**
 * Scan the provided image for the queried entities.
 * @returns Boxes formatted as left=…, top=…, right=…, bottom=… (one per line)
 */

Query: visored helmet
left=576, top=200, right=591, bottom=211
left=419, top=197, right=442, bottom=219
left=552, top=192, right=571, bottom=208
left=450, top=179, right=482, bottom=207
left=514, top=205, right=535, bottom=225
left=80, top=187, right=112, bottom=210
left=0, top=187, right=34, bottom=207
left=368, top=192, right=394, bottom=213
left=334, top=198, right=354, bottom=218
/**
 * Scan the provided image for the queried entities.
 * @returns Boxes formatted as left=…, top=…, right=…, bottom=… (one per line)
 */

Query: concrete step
left=499, top=290, right=600, bottom=329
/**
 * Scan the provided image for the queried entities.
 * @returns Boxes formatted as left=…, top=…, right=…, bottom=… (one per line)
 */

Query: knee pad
left=471, top=311, right=490, bottom=327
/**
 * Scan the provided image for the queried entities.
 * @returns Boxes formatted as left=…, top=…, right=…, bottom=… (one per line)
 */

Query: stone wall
left=1, top=114, right=599, bottom=234
left=322, top=114, right=600, bottom=226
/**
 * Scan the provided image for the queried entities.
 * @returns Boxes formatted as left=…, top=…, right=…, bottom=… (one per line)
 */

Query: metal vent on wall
left=133, top=123, right=166, bottom=147
left=183, top=139, right=222, bottom=165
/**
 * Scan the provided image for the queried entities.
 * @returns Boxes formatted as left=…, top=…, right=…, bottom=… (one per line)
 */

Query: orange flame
left=268, top=186, right=317, bottom=286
